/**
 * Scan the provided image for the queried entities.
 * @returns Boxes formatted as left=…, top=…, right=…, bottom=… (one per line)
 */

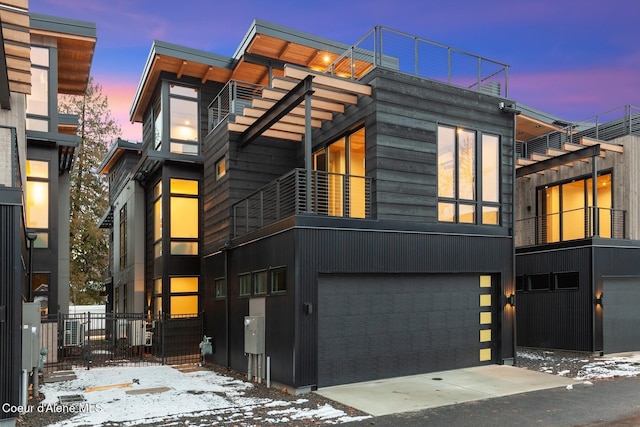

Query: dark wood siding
left=202, top=125, right=298, bottom=253
left=363, top=68, right=513, bottom=227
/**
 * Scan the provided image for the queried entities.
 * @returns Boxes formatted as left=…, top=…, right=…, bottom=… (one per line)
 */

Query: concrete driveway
left=316, top=365, right=576, bottom=416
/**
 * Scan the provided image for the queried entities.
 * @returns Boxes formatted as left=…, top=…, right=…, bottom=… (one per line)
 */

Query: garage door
left=603, top=277, right=640, bottom=354
left=317, top=274, right=496, bottom=387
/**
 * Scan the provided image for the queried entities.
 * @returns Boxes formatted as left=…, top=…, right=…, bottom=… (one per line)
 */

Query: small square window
left=239, top=273, right=251, bottom=297
left=515, top=276, right=525, bottom=292
left=270, top=267, right=287, bottom=293
left=253, top=271, right=268, bottom=295
left=214, top=278, right=226, bottom=299
left=216, top=158, right=226, bottom=179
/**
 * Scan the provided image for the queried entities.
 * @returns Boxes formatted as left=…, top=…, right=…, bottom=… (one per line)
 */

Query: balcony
left=515, top=207, right=626, bottom=247
left=232, top=168, right=372, bottom=238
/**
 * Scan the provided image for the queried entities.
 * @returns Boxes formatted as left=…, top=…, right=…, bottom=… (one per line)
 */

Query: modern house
left=102, top=19, right=518, bottom=392
left=0, top=4, right=95, bottom=424
left=514, top=105, right=640, bottom=355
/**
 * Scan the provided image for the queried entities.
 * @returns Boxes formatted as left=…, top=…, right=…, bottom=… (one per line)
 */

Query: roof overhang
left=0, top=1, right=31, bottom=101
left=130, top=41, right=235, bottom=123
left=131, top=149, right=204, bottom=184
left=98, top=138, right=143, bottom=175
left=27, top=130, right=80, bottom=173
left=30, top=13, right=96, bottom=96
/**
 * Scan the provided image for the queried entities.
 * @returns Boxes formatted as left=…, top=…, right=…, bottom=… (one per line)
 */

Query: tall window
left=26, top=160, right=49, bottom=247
left=153, top=181, right=162, bottom=258
left=119, top=204, right=127, bottom=270
left=26, top=46, right=50, bottom=132
left=437, top=125, right=500, bottom=224
left=313, top=128, right=366, bottom=218
left=538, top=173, right=612, bottom=243
left=169, top=85, right=199, bottom=155
left=170, top=178, right=199, bottom=255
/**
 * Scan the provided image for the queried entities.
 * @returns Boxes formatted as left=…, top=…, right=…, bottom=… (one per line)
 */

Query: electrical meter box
left=244, top=316, right=264, bottom=354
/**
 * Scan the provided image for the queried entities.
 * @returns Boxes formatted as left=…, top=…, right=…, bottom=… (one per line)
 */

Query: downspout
left=511, top=110, right=517, bottom=365
left=224, top=244, right=230, bottom=369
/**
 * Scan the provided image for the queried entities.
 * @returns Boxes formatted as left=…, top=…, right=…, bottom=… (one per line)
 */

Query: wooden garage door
left=317, top=273, right=495, bottom=387
left=603, top=277, right=640, bottom=354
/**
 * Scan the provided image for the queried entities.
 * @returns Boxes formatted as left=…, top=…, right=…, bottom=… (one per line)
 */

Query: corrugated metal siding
left=0, top=201, right=25, bottom=419
left=516, top=246, right=593, bottom=351
left=296, top=226, right=513, bottom=387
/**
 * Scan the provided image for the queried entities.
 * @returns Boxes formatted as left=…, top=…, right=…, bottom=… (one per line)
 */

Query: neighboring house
left=103, top=19, right=518, bottom=393
left=0, top=4, right=95, bottom=424
left=514, top=105, right=640, bottom=354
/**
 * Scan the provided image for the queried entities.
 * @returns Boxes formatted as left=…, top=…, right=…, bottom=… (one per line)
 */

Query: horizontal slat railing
left=515, top=207, right=626, bottom=247
left=233, top=169, right=372, bottom=237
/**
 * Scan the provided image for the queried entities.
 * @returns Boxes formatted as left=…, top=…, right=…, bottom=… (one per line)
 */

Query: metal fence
left=40, top=312, right=203, bottom=372
left=522, top=105, right=640, bottom=158
left=324, top=26, right=510, bottom=97
left=515, top=207, right=626, bottom=247
left=233, top=168, right=372, bottom=237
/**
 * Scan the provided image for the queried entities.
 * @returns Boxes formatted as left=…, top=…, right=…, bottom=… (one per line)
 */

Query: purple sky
left=32, top=0, right=639, bottom=141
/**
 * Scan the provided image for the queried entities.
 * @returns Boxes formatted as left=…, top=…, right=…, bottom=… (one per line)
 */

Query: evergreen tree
left=59, top=77, right=121, bottom=305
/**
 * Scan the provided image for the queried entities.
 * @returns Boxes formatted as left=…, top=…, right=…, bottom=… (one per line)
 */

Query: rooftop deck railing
left=324, top=26, right=510, bottom=97
left=515, top=207, right=626, bottom=247
left=207, top=80, right=264, bottom=133
left=520, top=105, right=640, bottom=158
left=232, top=168, right=372, bottom=238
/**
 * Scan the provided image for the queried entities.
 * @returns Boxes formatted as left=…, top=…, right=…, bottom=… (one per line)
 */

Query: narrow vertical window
left=119, top=204, right=127, bottom=270
left=169, top=178, right=199, bottom=255
left=26, top=160, right=50, bottom=247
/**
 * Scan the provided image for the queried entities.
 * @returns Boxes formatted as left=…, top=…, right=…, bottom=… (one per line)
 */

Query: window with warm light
left=437, top=125, right=501, bottom=224
left=169, top=178, right=199, bottom=255
left=313, top=128, right=366, bottom=218
left=169, top=276, right=198, bottom=316
left=153, top=181, right=162, bottom=258
left=216, top=157, right=226, bottom=180
left=26, top=46, right=50, bottom=132
left=538, top=172, right=612, bottom=242
left=26, top=160, right=49, bottom=247
left=169, top=84, right=199, bottom=155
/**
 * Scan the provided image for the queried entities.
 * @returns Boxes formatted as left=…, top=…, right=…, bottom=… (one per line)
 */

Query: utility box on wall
left=244, top=316, right=264, bottom=354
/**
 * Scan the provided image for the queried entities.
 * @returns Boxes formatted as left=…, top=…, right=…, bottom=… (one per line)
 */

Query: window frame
left=437, top=124, right=501, bottom=225
left=270, top=267, right=287, bottom=294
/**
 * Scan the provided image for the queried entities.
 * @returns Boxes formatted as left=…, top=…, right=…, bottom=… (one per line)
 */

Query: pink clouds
left=96, top=77, right=141, bottom=142
left=509, top=66, right=640, bottom=121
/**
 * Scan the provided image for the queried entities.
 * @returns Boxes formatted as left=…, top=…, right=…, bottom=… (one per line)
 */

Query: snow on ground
left=39, top=365, right=369, bottom=426
left=576, top=353, right=640, bottom=380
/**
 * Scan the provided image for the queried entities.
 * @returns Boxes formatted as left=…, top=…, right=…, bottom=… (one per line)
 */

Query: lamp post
left=26, top=233, right=37, bottom=302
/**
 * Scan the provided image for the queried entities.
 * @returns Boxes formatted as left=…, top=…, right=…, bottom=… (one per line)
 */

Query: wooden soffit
left=516, top=114, right=561, bottom=142
left=228, top=65, right=371, bottom=142
left=0, top=1, right=31, bottom=98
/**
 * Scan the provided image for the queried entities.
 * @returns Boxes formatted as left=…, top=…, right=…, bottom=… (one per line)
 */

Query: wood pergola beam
left=517, top=145, right=601, bottom=178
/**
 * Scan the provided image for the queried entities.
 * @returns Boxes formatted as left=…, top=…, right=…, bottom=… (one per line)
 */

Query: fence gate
left=41, top=312, right=203, bottom=372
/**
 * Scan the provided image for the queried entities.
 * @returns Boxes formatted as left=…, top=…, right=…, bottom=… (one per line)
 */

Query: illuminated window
left=169, top=277, right=198, bottom=317
left=26, top=160, right=49, bottom=242
left=26, top=46, right=50, bottom=131
left=153, top=181, right=162, bottom=258
left=437, top=125, right=500, bottom=224
left=538, top=173, right=612, bottom=243
left=169, top=178, right=198, bottom=255
left=216, top=157, right=226, bottom=179
left=169, top=85, right=198, bottom=155
left=312, top=128, right=366, bottom=218
left=153, top=96, right=162, bottom=150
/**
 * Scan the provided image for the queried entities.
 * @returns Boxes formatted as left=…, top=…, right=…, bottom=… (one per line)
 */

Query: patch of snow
left=566, top=384, right=573, bottom=390
left=557, top=370, right=570, bottom=376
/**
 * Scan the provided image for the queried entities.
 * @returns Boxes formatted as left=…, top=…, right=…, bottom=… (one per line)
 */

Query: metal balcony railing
left=522, top=105, right=640, bottom=158
left=324, top=26, right=510, bottom=97
left=515, top=207, right=626, bottom=247
left=232, top=168, right=372, bottom=238
left=207, top=80, right=264, bottom=133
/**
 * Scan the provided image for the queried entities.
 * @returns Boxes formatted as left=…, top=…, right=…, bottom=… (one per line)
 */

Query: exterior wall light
left=595, top=294, right=603, bottom=307
left=506, top=294, right=515, bottom=307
